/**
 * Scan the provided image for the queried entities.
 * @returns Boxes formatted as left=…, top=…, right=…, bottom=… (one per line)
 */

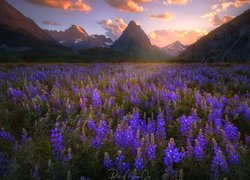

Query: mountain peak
left=161, top=40, right=187, bottom=56
left=111, top=20, right=171, bottom=60
left=128, top=21, right=137, bottom=27
left=174, top=40, right=182, bottom=45
left=66, top=25, right=88, bottom=36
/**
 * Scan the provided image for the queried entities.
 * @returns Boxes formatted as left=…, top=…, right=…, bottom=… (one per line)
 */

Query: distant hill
left=45, top=25, right=113, bottom=50
left=161, top=41, right=187, bottom=56
left=180, top=9, right=250, bottom=62
left=111, top=21, right=172, bottom=60
left=0, top=0, right=65, bottom=52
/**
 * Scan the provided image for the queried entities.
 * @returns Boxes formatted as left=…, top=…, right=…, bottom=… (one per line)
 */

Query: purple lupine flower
left=165, top=104, right=171, bottom=118
left=91, top=120, right=109, bottom=148
left=147, top=118, right=155, bottom=135
left=50, top=128, right=64, bottom=160
left=224, top=123, right=239, bottom=142
left=114, top=125, right=127, bottom=149
left=20, top=129, right=32, bottom=143
left=0, top=129, right=15, bottom=144
left=211, top=144, right=229, bottom=177
left=226, top=143, right=239, bottom=165
left=80, top=97, right=87, bottom=111
left=146, top=144, right=156, bottom=160
left=134, top=157, right=144, bottom=171
left=0, top=152, right=9, bottom=176
left=9, top=87, right=24, bottom=101
left=72, top=85, right=79, bottom=95
left=164, top=138, right=183, bottom=166
left=129, top=174, right=141, bottom=180
left=114, top=126, right=140, bottom=152
left=118, top=162, right=130, bottom=174
left=92, top=88, right=102, bottom=108
left=96, top=120, right=109, bottom=139
left=63, top=148, right=72, bottom=162
left=129, top=111, right=140, bottom=131
left=214, top=118, right=223, bottom=128
left=243, top=108, right=250, bottom=121
left=26, top=85, right=38, bottom=98
left=134, top=148, right=144, bottom=171
left=194, top=91, right=203, bottom=107
left=115, top=151, right=130, bottom=174
left=63, top=153, right=73, bottom=162
left=208, top=109, right=223, bottom=127
left=179, top=115, right=197, bottom=137
left=104, top=152, right=114, bottom=169
left=197, top=130, right=206, bottom=149
left=131, top=95, right=140, bottom=106
left=156, top=111, right=166, bottom=140
left=115, top=150, right=125, bottom=165
left=193, top=140, right=204, bottom=161
left=162, top=91, right=178, bottom=103
left=246, top=136, right=250, bottom=145
left=91, top=136, right=102, bottom=148
left=87, top=116, right=96, bottom=131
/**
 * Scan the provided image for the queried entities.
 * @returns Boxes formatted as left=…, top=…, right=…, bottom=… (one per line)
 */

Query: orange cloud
left=25, top=0, right=92, bottom=12
left=202, top=12, right=235, bottom=26
left=150, top=12, right=175, bottom=21
left=99, top=18, right=127, bottom=39
left=210, top=0, right=250, bottom=13
left=148, top=29, right=208, bottom=47
left=105, top=0, right=151, bottom=12
left=163, top=0, right=191, bottom=5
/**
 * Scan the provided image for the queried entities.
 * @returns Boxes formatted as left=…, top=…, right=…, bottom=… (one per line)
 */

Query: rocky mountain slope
left=180, top=9, right=250, bottom=62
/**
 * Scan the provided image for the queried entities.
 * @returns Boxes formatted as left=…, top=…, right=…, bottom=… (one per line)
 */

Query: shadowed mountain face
left=111, top=21, right=171, bottom=60
left=161, top=41, right=187, bottom=56
left=0, top=0, right=59, bottom=50
left=45, top=25, right=113, bottom=50
left=180, top=9, right=250, bottom=62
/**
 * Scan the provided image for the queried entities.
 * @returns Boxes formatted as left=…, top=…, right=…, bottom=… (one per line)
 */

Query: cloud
left=148, top=29, right=208, bottom=47
left=42, top=20, right=61, bottom=26
left=210, top=14, right=235, bottom=26
left=207, top=0, right=250, bottom=14
left=150, top=12, right=174, bottom=21
left=105, top=0, right=151, bottom=12
left=163, top=0, right=191, bottom=5
left=98, top=18, right=127, bottom=40
left=24, top=0, right=92, bottom=12
left=202, top=0, right=247, bottom=25
left=202, top=12, right=235, bottom=26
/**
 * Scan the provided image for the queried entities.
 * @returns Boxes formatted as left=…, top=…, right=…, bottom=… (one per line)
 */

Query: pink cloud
left=163, top=0, right=191, bottom=5
left=105, top=0, right=152, bottom=12
left=150, top=12, right=175, bottom=21
left=148, top=29, right=208, bottom=47
left=210, top=0, right=250, bottom=13
left=98, top=18, right=127, bottom=40
left=202, top=12, right=235, bottom=26
left=25, top=0, right=92, bottom=12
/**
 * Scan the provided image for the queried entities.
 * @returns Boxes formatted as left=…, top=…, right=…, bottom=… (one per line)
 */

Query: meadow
left=0, top=63, right=250, bottom=179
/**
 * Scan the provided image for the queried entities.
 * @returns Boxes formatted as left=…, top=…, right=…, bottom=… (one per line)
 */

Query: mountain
left=180, top=9, right=250, bottom=62
left=0, top=0, right=61, bottom=50
left=161, top=41, right=187, bottom=56
left=111, top=21, right=171, bottom=60
left=45, top=25, right=113, bottom=50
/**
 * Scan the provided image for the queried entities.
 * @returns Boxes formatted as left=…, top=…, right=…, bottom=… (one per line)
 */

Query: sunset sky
left=7, top=0, right=250, bottom=47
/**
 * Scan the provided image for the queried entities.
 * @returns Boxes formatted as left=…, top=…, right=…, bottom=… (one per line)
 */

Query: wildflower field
left=0, top=63, right=250, bottom=179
